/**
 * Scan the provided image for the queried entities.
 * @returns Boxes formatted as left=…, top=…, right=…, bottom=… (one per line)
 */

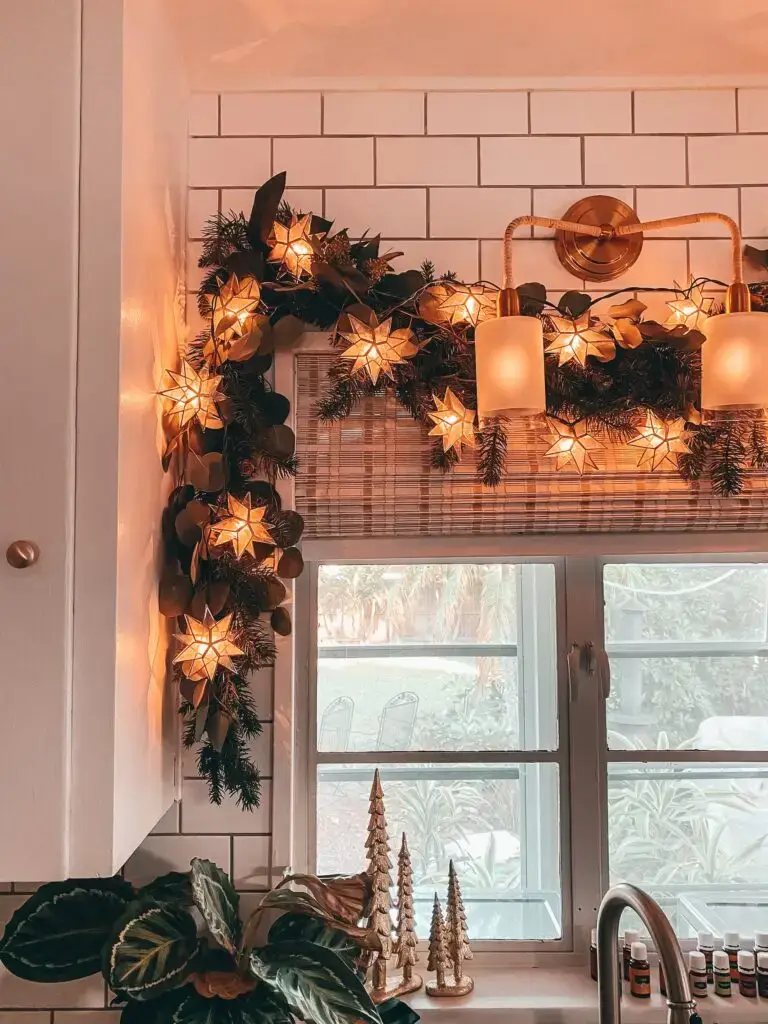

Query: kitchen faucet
left=597, top=883, right=699, bottom=1024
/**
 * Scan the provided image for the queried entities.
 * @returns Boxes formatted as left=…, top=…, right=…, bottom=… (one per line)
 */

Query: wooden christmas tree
left=425, top=892, right=449, bottom=994
left=445, top=859, right=474, bottom=993
left=393, top=833, right=422, bottom=994
left=365, top=768, right=393, bottom=994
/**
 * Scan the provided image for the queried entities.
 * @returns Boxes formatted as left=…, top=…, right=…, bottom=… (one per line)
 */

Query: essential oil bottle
left=755, top=932, right=768, bottom=958
left=697, top=931, right=715, bottom=983
left=590, top=928, right=598, bottom=982
left=623, top=929, right=640, bottom=981
left=713, top=950, right=732, bottom=997
left=629, top=942, right=651, bottom=998
left=738, top=949, right=757, bottom=998
left=756, top=952, right=768, bottom=997
left=689, top=950, right=708, bottom=999
left=723, top=931, right=740, bottom=981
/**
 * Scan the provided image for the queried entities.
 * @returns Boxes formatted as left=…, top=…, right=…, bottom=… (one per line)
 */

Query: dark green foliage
left=138, top=872, right=194, bottom=907
left=191, top=858, right=241, bottom=954
left=0, top=877, right=134, bottom=982
left=267, top=914, right=362, bottom=974
left=477, top=419, right=509, bottom=487
left=104, top=900, right=200, bottom=999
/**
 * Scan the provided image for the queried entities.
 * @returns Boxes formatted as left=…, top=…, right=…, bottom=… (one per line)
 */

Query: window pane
left=318, top=564, right=518, bottom=645
left=608, top=762, right=768, bottom=937
left=604, top=563, right=768, bottom=643
left=317, top=563, right=558, bottom=751
left=316, top=764, right=561, bottom=941
left=604, top=562, right=768, bottom=750
left=607, top=656, right=768, bottom=750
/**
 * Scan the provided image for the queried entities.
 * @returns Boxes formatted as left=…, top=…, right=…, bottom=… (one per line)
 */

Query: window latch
left=568, top=641, right=603, bottom=702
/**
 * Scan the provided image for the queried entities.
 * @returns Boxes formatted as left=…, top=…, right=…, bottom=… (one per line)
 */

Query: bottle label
left=739, top=975, right=757, bottom=998
left=630, top=967, right=651, bottom=997
left=715, top=973, right=732, bottom=997
left=691, top=975, right=708, bottom=996
left=727, top=951, right=739, bottom=981
left=757, top=973, right=768, bottom=998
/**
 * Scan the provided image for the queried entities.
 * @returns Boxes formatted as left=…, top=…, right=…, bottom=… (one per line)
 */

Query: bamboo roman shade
left=295, top=353, right=768, bottom=539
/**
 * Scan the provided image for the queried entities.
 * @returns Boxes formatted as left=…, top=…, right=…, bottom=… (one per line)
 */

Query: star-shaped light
left=173, top=608, right=243, bottom=681
left=436, top=284, right=498, bottom=327
left=543, top=419, right=602, bottom=473
left=629, top=412, right=690, bottom=471
left=665, top=280, right=713, bottom=331
left=209, top=493, right=274, bottom=559
left=339, top=314, right=419, bottom=384
left=428, top=388, right=477, bottom=453
left=544, top=315, right=615, bottom=367
left=211, top=274, right=261, bottom=343
left=268, top=214, right=323, bottom=279
left=159, top=360, right=223, bottom=429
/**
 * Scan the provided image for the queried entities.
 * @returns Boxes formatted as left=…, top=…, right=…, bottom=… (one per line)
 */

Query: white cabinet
left=0, top=0, right=187, bottom=881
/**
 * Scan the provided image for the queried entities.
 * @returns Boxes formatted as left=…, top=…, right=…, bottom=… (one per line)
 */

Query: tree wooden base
left=370, top=972, right=423, bottom=1004
left=426, top=975, right=474, bottom=997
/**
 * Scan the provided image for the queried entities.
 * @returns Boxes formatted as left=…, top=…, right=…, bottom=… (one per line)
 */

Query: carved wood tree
left=395, top=833, right=419, bottom=983
left=445, top=859, right=473, bottom=982
left=426, top=892, right=448, bottom=990
left=365, top=768, right=393, bottom=991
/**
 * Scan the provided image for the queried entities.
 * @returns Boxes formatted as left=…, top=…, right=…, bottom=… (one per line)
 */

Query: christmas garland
left=160, top=172, right=768, bottom=808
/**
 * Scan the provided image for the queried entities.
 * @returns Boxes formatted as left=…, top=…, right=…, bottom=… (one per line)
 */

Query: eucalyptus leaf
left=105, top=900, right=200, bottom=1000
left=191, top=859, right=241, bottom=954
left=247, top=172, right=287, bottom=246
left=0, top=877, right=134, bottom=982
left=250, top=940, right=381, bottom=1024
left=558, top=290, right=592, bottom=318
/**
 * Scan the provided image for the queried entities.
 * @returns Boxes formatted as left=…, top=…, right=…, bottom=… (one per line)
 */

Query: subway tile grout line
left=630, top=91, right=636, bottom=133
left=217, top=94, right=222, bottom=136
left=320, top=92, right=325, bottom=134
left=735, top=88, right=740, bottom=133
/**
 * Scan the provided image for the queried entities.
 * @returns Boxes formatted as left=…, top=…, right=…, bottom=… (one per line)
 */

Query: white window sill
left=408, top=967, right=765, bottom=1023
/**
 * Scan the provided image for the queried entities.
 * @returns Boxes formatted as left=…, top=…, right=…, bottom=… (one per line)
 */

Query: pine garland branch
left=430, top=440, right=459, bottom=473
left=710, top=420, right=747, bottom=496
left=477, top=419, right=508, bottom=486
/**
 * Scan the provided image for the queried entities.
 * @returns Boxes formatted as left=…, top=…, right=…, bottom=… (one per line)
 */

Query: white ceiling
left=167, top=0, right=768, bottom=91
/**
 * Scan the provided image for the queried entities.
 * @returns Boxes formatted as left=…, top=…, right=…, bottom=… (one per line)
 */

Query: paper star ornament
left=436, top=284, right=498, bottom=327
left=544, top=315, right=615, bottom=367
left=665, top=280, right=713, bottom=331
left=428, top=388, right=477, bottom=453
left=209, top=493, right=274, bottom=559
left=339, top=314, right=418, bottom=384
left=544, top=419, right=602, bottom=473
left=211, top=274, right=261, bottom=343
left=159, top=360, right=223, bottom=429
left=174, top=608, right=243, bottom=681
left=268, top=213, right=323, bottom=279
left=629, top=412, right=690, bottom=471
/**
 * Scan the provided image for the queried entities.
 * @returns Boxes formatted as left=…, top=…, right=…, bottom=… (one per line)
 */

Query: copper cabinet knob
left=5, top=540, right=40, bottom=568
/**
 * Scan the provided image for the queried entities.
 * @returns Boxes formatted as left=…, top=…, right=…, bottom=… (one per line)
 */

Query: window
left=296, top=549, right=768, bottom=952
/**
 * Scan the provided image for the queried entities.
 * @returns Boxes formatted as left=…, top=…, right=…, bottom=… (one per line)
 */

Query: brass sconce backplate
left=555, top=195, right=643, bottom=282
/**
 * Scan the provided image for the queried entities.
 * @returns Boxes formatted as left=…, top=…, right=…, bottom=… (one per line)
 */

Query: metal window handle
left=6, top=540, right=39, bottom=569
left=568, top=641, right=602, bottom=702
left=567, top=642, right=581, bottom=702
left=597, top=647, right=611, bottom=700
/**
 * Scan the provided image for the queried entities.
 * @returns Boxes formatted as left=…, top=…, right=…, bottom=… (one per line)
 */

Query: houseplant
left=0, top=859, right=419, bottom=1024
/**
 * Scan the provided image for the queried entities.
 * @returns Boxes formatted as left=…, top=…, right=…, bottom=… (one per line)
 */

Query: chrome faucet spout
left=597, top=883, right=695, bottom=1024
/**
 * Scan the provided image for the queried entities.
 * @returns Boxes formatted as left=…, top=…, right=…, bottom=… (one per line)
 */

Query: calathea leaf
left=0, top=877, right=134, bottom=982
left=172, top=985, right=288, bottom=1024
left=250, top=940, right=382, bottom=1024
left=190, top=858, right=241, bottom=954
left=267, top=913, right=362, bottom=971
left=249, top=889, right=379, bottom=949
left=377, top=998, right=421, bottom=1024
left=137, top=872, right=194, bottom=907
left=120, top=987, right=188, bottom=1024
left=105, top=899, right=200, bottom=1000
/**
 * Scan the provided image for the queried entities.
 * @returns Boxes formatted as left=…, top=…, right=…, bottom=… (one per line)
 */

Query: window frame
left=287, top=532, right=768, bottom=962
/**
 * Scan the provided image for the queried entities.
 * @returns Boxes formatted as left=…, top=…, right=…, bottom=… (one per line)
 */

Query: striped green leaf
left=190, top=858, right=240, bottom=954
left=105, top=899, right=200, bottom=1000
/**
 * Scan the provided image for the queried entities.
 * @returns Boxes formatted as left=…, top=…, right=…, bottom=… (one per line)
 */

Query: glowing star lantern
left=665, top=281, right=713, bottom=331
left=160, top=360, right=223, bottom=429
left=544, top=315, right=615, bottom=367
left=212, top=274, right=261, bottom=343
left=544, top=419, right=602, bottom=474
left=428, top=388, right=477, bottom=453
left=174, top=608, right=243, bottom=681
left=339, top=314, right=419, bottom=385
left=210, top=493, right=274, bottom=559
left=268, top=213, right=322, bottom=279
left=629, top=413, right=690, bottom=471
left=436, top=284, right=498, bottom=328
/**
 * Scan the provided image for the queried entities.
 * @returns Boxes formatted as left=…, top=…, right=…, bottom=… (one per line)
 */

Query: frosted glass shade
left=474, top=315, right=546, bottom=417
left=702, top=312, right=768, bottom=409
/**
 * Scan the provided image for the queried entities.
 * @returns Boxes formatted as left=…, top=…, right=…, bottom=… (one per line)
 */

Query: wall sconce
left=475, top=195, right=768, bottom=416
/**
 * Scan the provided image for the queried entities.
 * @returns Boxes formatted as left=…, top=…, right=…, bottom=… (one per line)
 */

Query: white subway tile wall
left=7, top=83, right=768, bottom=1019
